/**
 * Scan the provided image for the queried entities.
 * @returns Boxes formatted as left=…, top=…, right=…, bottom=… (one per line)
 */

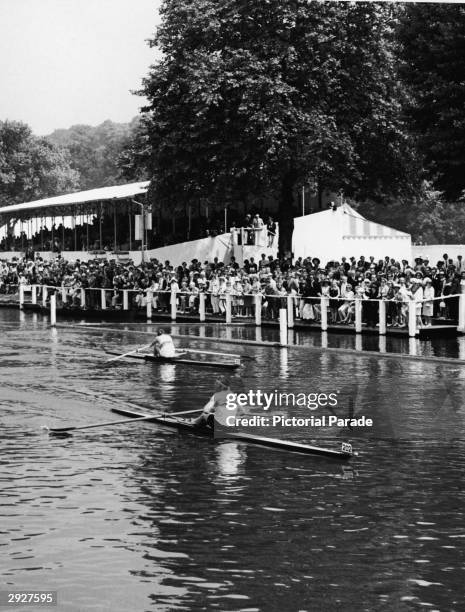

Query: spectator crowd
left=1, top=252, right=465, bottom=327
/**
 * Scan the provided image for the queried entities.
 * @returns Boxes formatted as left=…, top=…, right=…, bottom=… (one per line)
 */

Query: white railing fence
left=18, top=284, right=465, bottom=336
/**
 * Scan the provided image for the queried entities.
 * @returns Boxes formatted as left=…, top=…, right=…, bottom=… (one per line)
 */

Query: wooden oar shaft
left=106, top=343, right=152, bottom=362
left=48, top=407, right=202, bottom=433
left=183, top=348, right=241, bottom=359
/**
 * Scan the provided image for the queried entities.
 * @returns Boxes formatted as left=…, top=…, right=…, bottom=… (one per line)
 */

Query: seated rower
left=150, top=328, right=177, bottom=359
left=193, top=379, right=242, bottom=430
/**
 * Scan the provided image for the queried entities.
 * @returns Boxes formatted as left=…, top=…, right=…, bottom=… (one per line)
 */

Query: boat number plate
left=341, top=442, right=353, bottom=454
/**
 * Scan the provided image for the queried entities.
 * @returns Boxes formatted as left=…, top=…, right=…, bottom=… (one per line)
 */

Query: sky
left=0, top=0, right=161, bottom=135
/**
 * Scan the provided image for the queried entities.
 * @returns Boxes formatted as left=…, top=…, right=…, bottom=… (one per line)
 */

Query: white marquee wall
left=293, top=206, right=412, bottom=263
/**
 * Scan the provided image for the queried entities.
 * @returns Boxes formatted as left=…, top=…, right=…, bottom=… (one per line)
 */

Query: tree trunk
left=278, top=171, right=297, bottom=258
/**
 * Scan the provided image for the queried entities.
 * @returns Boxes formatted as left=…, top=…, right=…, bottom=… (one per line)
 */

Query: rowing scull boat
left=111, top=407, right=353, bottom=459
left=106, top=350, right=240, bottom=370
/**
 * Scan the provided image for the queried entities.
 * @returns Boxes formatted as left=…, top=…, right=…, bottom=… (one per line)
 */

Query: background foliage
left=2, top=1, right=465, bottom=247
left=0, top=120, right=79, bottom=207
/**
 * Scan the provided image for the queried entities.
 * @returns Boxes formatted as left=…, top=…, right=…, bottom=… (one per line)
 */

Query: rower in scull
left=149, top=328, right=177, bottom=359
left=193, top=379, right=242, bottom=430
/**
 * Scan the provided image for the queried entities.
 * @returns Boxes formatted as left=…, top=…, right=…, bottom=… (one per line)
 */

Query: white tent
left=292, top=204, right=411, bottom=264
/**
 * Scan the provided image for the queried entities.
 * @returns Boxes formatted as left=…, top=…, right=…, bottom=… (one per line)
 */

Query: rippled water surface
left=1, top=310, right=465, bottom=611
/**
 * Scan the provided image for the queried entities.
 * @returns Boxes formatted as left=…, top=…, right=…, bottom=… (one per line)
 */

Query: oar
left=106, top=343, right=152, bottom=362
left=181, top=348, right=254, bottom=360
left=182, top=348, right=241, bottom=358
left=45, top=407, right=202, bottom=434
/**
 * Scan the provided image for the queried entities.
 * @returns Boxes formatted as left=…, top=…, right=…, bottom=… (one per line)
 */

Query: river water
left=1, top=310, right=465, bottom=611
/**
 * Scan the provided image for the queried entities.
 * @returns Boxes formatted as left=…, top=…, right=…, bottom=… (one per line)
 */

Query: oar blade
left=47, top=428, right=74, bottom=437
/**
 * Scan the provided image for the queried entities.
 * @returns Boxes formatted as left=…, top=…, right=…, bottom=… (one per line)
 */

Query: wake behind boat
left=110, top=406, right=354, bottom=459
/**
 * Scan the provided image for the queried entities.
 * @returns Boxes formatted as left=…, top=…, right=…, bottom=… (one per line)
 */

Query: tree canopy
left=47, top=119, right=144, bottom=190
left=0, top=120, right=79, bottom=207
left=137, top=0, right=419, bottom=252
left=399, top=3, right=465, bottom=200
left=5, top=2, right=465, bottom=245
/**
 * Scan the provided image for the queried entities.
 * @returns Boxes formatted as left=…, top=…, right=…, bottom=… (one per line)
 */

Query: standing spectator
left=188, top=282, right=199, bottom=312
left=242, top=276, right=253, bottom=317
left=243, top=214, right=253, bottom=245
left=448, top=273, right=461, bottom=321
left=232, top=279, right=244, bottom=316
left=328, top=279, right=340, bottom=323
left=252, top=213, right=264, bottom=246
left=383, top=280, right=396, bottom=326
left=338, top=284, right=355, bottom=323
left=209, top=273, right=220, bottom=314
left=170, top=277, right=180, bottom=312
left=422, top=278, right=435, bottom=326
left=364, top=281, right=379, bottom=328
left=217, top=277, right=228, bottom=314
left=178, top=280, right=189, bottom=313
left=267, top=216, right=276, bottom=247
left=411, top=277, right=424, bottom=328
left=433, top=271, right=445, bottom=317
left=396, top=278, right=411, bottom=327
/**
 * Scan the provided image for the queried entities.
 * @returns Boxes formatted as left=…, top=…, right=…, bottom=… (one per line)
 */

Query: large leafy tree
left=47, top=119, right=136, bottom=189
left=0, top=120, right=79, bottom=207
left=399, top=3, right=465, bottom=200
left=140, top=0, right=417, bottom=252
left=118, top=117, right=151, bottom=182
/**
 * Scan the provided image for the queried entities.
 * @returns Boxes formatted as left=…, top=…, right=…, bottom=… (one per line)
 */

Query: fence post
left=409, top=337, right=417, bottom=356
left=255, top=294, right=262, bottom=326
left=408, top=300, right=416, bottom=337
left=80, top=288, right=86, bottom=308
left=50, top=293, right=56, bottom=327
left=287, top=295, right=294, bottom=329
left=279, top=308, right=287, bottom=345
left=61, top=286, right=67, bottom=304
left=321, top=331, right=328, bottom=349
left=458, top=294, right=465, bottom=333
left=146, top=290, right=152, bottom=320
left=379, top=336, right=387, bottom=354
left=378, top=300, right=386, bottom=335
left=355, top=298, right=362, bottom=333
left=42, top=286, right=48, bottom=307
left=101, top=289, right=107, bottom=310
left=31, top=284, right=37, bottom=305
left=199, top=293, right=206, bottom=322
left=19, top=284, right=24, bottom=310
left=226, top=293, right=232, bottom=324
left=123, top=290, right=129, bottom=311
left=171, top=290, right=177, bottom=321
left=320, top=296, right=328, bottom=331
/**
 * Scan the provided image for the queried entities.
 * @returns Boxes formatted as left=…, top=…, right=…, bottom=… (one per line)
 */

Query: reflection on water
left=215, top=442, right=245, bottom=479
left=0, top=311, right=464, bottom=611
left=279, top=348, right=289, bottom=379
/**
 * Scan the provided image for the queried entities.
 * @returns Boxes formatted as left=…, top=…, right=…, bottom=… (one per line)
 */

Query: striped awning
left=342, top=204, right=409, bottom=239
